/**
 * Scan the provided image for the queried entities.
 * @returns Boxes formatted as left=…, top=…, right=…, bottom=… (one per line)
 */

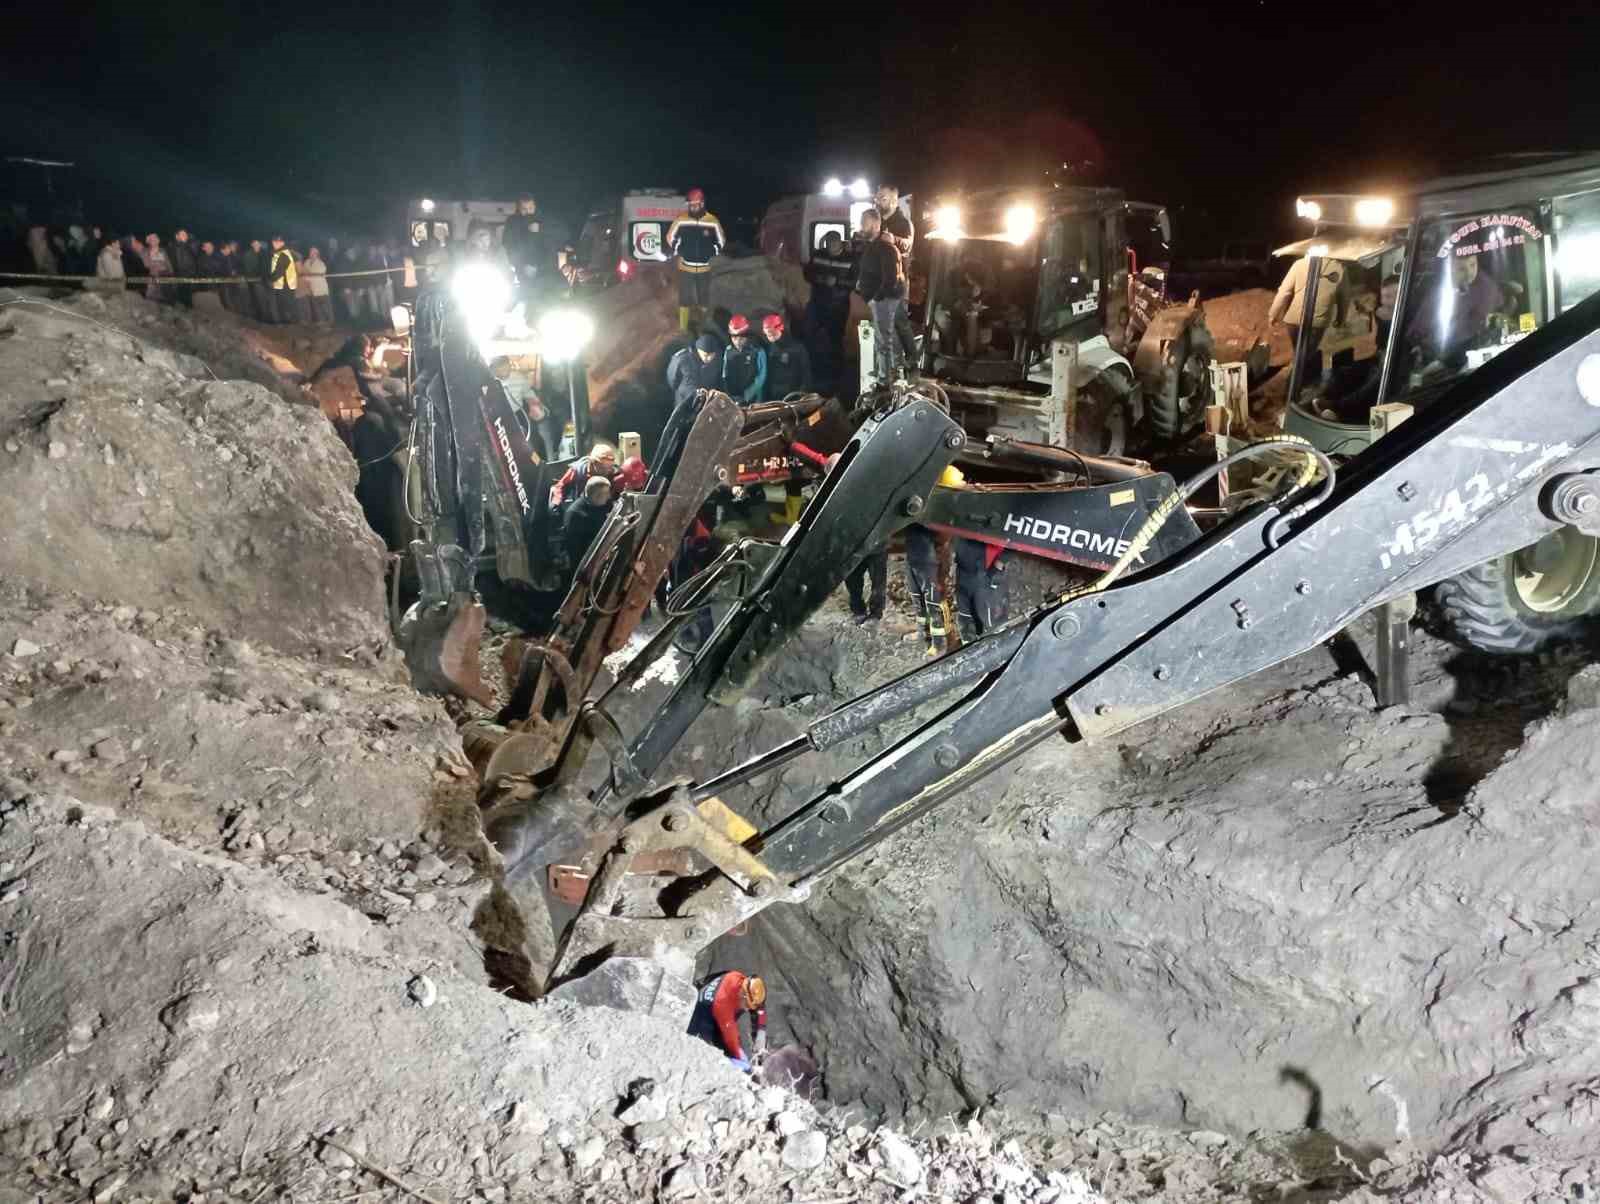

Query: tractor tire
left=1148, top=323, right=1214, bottom=442
left=1435, top=528, right=1600, bottom=654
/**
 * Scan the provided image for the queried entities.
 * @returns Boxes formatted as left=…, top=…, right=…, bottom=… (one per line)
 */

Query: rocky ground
left=3, top=284, right=1598, bottom=1202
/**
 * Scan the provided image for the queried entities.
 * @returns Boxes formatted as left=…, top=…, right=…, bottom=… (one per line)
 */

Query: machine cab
left=1283, top=155, right=1600, bottom=450
left=920, top=187, right=1140, bottom=389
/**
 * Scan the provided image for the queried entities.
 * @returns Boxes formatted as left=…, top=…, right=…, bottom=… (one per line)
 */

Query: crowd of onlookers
left=17, top=222, right=411, bottom=327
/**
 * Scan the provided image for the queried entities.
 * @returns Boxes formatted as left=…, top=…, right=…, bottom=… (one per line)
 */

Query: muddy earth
left=0, top=285, right=1597, bottom=1201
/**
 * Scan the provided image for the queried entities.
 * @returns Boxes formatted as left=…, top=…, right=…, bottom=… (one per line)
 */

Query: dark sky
left=5, top=1, right=1600, bottom=247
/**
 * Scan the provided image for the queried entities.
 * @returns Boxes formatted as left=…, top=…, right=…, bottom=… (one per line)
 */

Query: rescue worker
left=562, top=474, right=614, bottom=569
left=666, top=188, right=726, bottom=331
left=1268, top=253, right=1345, bottom=386
left=667, top=334, right=724, bottom=407
left=617, top=455, right=649, bottom=492
left=721, top=315, right=767, bottom=404
left=502, top=195, right=548, bottom=295
left=550, top=442, right=618, bottom=510
left=904, top=524, right=946, bottom=654
left=954, top=538, right=1006, bottom=639
left=268, top=236, right=299, bottom=325
left=688, top=971, right=767, bottom=1070
left=761, top=314, right=812, bottom=399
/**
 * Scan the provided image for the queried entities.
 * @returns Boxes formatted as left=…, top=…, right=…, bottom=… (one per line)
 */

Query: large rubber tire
left=1148, top=324, right=1214, bottom=442
left=1435, top=528, right=1600, bottom=654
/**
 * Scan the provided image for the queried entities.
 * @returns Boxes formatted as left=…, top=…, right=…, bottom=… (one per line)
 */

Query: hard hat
left=728, top=314, right=751, bottom=336
left=761, top=313, right=785, bottom=336
left=618, top=456, right=648, bottom=491
left=741, top=975, right=766, bottom=1010
left=687, top=188, right=706, bottom=204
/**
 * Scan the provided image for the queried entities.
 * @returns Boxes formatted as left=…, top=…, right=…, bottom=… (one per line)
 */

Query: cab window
left=1036, top=216, right=1101, bottom=339
left=1392, top=207, right=1548, bottom=390
left=1554, top=191, right=1600, bottom=312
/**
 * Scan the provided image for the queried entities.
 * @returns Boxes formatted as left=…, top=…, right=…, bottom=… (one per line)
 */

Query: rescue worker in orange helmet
left=688, top=970, right=767, bottom=1071
left=666, top=188, right=726, bottom=332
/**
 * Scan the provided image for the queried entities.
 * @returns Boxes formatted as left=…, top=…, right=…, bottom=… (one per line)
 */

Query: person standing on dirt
left=904, top=524, right=946, bottom=654
left=666, top=188, right=726, bottom=332
left=721, top=315, right=767, bottom=404
left=1269, top=254, right=1344, bottom=385
left=195, top=239, right=224, bottom=306
left=806, top=229, right=855, bottom=393
left=854, top=209, right=915, bottom=384
left=844, top=542, right=889, bottom=625
left=240, top=240, right=268, bottom=320
left=268, top=236, right=299, bottom=324
left=688, top=971, right=767, bottom=1071
left=302, top=247, right=333, bottom=324
left=168, top=229, right=198, bottom=306
left=140, top=234, right=171, bottom=303
left=95, top=234, right=125, bottom=284
left=761, top=313, right=811, bottom=400
left=954, top=538, right=1006, bottom=639
left=667, top=334, right=723, bottom=407
left=562, top=474, right=614, bottom=569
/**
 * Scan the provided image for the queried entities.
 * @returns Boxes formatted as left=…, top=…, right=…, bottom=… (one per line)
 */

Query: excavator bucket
left=401, top=591, right=494, bottom=706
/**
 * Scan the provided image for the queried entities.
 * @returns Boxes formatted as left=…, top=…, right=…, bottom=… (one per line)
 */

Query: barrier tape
left=0, top=266, right=409, bottom=285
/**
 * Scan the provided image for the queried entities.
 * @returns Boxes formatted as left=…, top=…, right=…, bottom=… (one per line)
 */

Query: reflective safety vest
left=271, top=248, right=298, bottom=291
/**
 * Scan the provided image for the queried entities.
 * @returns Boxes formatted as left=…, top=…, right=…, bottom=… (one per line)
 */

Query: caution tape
left=0, top=266, right=408, bottom=286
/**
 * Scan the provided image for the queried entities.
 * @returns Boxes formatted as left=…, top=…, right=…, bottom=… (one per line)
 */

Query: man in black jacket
left=855, top=209, right=916, bottom=384
left=666, top=188, right=726, bottom=332
left=244, top=240, right=272, bottom=322
left=169, top=229, right=199, bottom=307
left=760, top=314, right=811, bottom=399
left=502, top=196, right=548, bottom=297
left=667, top=334, right=723, bottom=407
left=562, top=474, right=614, bottom=570
left=195, top=239, right=223, bottom=308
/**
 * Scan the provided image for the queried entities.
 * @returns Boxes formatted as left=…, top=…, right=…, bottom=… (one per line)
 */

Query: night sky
left=5, top=1, right=1600, bottom=247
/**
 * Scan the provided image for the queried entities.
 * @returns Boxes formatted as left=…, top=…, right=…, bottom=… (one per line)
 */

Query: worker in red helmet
left=666, top=188, right=726, bottom=333
left=721, top=314, right=767, bottom=404
left=617, top=455, right=649, bottom=492
left=760, top=313, right=812, bottom=401
left=688, top=970, right=768, bottom=1071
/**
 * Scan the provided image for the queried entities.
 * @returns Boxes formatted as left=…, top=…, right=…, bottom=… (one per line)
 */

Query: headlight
left=929, top=203, right=964, bottom=241
left=1003, top=203, right=1038, bottom=244
left=1295, top=197, right=1323, bottom=222
left=539, top=308, right=595, bottom=363
left=451, top=263, right=513, bottom=344
left=822, top=177, right=844, bottom=198
left=1354, top=196, right=1395, bottom=227
left=849, top=177, right=871, bottom=200
left=420, top=198, right=436, bottom=213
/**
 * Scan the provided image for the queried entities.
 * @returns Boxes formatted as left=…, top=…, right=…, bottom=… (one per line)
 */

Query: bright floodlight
left=451, top=263, right=513, bottom=344
left=1003, top=203, right=1039, bottom=244
left=822, top=177, right=845, bottom=198
left=420, top=198, right=436, bottom=213
left=539, top=307, right=595, bottom=364
left=849, top=177, right=871, bottom=200
left=930, top=203, right=964, bottom=240
left=1354, top=196, right=1395, bottom=227
left=1295, top=197, right=1322, bottom=222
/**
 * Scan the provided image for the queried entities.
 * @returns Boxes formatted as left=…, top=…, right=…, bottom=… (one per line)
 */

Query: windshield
left=926, top=239, right=1039, bottom=364
left=1036, top=215, right=1102, bottom=339
left=1392, top=207, right=1549, bottom=392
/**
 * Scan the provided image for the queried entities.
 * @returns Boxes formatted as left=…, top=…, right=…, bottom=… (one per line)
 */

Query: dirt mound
left=0, top=291, right=386, bottom=659
left=1201, top=286, right=1289, bottom=367
left=0, top=585, right=459, bottom=852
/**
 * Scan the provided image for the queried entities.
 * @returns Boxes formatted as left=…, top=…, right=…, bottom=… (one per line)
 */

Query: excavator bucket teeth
left=402, top=592, right=493, bottom=705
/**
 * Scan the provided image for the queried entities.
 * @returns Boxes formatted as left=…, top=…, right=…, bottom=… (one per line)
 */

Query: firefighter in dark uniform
left=904, top=524, right=946, bottom=655
left=666, top=188, right=726, bottom=332
left=761, top=313, right=812, bottom=399
left=954, top=538, right=1007, bottom=638
left=721, top=315, right=767, bottom=404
